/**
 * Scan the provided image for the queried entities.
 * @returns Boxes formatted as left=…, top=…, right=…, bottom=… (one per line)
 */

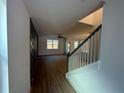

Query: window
left=67, top=42, right=71, bottom=53
left=47, top=39, right=58, bottom=49
left=74, top=41, right=79, bottom=49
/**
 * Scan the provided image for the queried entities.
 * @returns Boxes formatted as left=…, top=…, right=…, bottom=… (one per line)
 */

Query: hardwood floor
left=31, top=55, right=76, bottom=93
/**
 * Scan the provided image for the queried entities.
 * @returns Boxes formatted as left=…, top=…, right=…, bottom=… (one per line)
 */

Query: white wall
left=67, top=0, right=124, bottom=93
left=38, top=35, right=65, bottom=55
left=100, top=0, right=124, bottom=92
left=0, top=0, right=9, bottom=93
left=7, top=0, right=30, bottom=93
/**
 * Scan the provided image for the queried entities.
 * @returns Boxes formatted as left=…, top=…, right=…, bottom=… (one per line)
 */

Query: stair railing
left=67, top=25, right=102, bottom=72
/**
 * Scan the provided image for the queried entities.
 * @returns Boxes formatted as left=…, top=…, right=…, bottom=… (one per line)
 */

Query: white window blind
left=47, top=39, right=58, bottom=49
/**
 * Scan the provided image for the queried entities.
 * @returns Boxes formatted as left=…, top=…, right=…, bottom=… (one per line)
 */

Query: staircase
left=67, top=25, right=102, bottom=72
left=66, top=25, right=102, bottom=93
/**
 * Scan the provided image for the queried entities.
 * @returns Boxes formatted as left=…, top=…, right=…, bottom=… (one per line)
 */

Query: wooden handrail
left=68, top=25, right=102, bottom=57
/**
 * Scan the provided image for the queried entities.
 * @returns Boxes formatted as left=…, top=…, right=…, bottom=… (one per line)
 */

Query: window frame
left=47, top=39, right=59, bottom=50
left=74, top=40, right=79, bottom=49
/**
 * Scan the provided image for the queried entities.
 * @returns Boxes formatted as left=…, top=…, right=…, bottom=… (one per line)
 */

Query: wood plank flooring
left=31, top=55, right=76, bottom=93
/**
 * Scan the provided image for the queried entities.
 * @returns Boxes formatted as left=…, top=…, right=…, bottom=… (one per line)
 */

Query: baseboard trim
left=38, top=54, right=67, bottom=57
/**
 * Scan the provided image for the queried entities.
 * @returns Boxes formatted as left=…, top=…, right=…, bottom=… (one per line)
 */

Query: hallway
left=31, top=55, right=76, bottom=93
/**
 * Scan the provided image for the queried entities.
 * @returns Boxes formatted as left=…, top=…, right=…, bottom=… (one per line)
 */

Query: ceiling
left=64, top=23, right=93, bottom=40
left=24, top=0, right=103, bottom=36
